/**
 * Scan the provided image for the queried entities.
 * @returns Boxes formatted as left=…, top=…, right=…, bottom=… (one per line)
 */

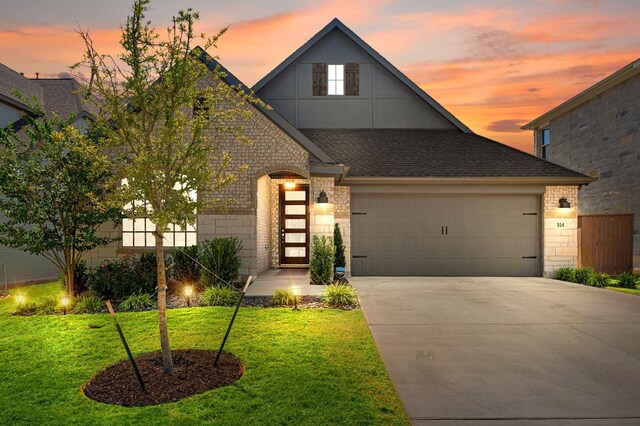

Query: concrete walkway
left=246, top=268, right=325, bottom=296
left=352, top=277, right=640, bottom=425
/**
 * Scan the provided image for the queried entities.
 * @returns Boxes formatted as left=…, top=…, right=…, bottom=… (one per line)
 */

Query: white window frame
left=327, top=64, right=344, bottom=96
left=121, top=179, right=197, bottom=248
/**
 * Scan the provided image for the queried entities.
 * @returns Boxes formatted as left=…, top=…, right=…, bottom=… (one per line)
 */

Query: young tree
left=0, top=99, right=121, bottom=295
left=74, top=0, right=261, bottom=373
left=334, top=223, right=346, bottom=269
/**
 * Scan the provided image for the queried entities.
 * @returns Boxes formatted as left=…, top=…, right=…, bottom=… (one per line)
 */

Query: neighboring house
left=523, top=58, right=640, bottom=274
left=0, top=63, right=94, bottom=285
left=86, top=18, right=595, bottom=279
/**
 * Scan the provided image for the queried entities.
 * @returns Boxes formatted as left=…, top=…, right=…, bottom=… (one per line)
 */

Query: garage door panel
left=351, top=194, right=540, bottom=276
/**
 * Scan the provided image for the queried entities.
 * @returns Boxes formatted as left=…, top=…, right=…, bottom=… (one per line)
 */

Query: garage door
left=351, top=194, right=540, bottom=276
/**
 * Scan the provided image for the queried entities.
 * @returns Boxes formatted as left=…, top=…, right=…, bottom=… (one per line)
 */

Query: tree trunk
left=155, top=232, right=173, bottom=373
left=64, top=249, right=75, bottom=296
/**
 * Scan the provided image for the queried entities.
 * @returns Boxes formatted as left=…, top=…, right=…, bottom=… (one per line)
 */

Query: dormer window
left=313, top=63, right=359, bottom=96
left=328, top=64, right=344, bottom=95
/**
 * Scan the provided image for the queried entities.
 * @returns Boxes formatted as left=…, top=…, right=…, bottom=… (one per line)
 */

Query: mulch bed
left=83, top=349, right=243, bottom=406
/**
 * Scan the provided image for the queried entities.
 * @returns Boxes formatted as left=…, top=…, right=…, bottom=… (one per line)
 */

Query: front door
left=279, top=184, right=310, bottom=265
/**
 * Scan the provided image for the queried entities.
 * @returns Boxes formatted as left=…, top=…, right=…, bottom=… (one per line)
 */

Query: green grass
left=606, top=286, right=640, bottom=296
left=0, top=283, right=408, bottom=425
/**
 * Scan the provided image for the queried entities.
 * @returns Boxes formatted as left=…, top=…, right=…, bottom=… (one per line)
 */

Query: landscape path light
left=184, top=285, right=194, bottom=307
left=291, top=285, right=300, bottom=310
left=60, top=295, right=70, bottom=315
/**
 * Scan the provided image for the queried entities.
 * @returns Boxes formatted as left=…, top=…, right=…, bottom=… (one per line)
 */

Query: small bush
left=89, top=254, right=161, bottom=300
left=334, top=223, right=346, bottom=269
left=322, top=284, right=357, bottom=308
left=587, top=272, right=610, bottom=288
left=572, top=267, right=594, bottom=285
left=73, top=261, right=92, bottom=295
left=554, top=267, right=575, bottom=282
left=73, top=295, right=104, bottom=314
left=199, top=238, right=242, bottom=287
left=201, top=286, right=239, bottom=307
left=172, top=245, right=200, bottom=285
left=119, top=293, right=155, bottom=312
left=36, top=296, right=61, bottom=315
left=272, top=288, right=295, bottom=306
left=13, top=301, right=38, bottom=316
left=310, top=235, right=334, bottom=285
left=616, top=272, right=638, bottom=289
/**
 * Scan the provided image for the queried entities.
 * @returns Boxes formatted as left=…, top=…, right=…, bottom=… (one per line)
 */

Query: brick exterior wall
left=543, top=185, right=579, bottom=277
left=85, top=79, right=311, bottom=279
left=535, top=73, right=640, bottom=270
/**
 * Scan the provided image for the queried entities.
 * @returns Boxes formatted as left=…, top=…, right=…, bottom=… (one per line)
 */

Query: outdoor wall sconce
left=284, top=181, right=296, bottom=190
left=317, top=190, right=329, bottom=204
left=559, top=197, right=571, bottom=209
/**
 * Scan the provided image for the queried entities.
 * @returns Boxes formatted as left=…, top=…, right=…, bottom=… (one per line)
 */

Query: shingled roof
left=301, top=129, right=595, bottom=183
left=0, top=63, right=42, bottom=111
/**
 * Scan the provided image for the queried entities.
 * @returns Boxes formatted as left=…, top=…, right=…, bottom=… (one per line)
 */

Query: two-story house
left=523, top=59, right=639, bottom=274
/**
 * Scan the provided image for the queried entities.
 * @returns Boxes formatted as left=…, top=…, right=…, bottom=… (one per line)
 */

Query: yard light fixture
left=60, top=295, right=70, bottom=315
left=284, top=181, right=296, bottom=190
left=559, top=197, right=571, bottom=209
left=184, top=285, right=194, bottom=307
left=291, top=285, right=300, bottom=310
left=15, top=294, right=25, bottom=306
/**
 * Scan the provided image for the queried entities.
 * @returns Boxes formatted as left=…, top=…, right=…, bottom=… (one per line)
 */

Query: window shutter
left=313, top=63, right=327, bottom=96
left=345, top=63, right=359, bottom=96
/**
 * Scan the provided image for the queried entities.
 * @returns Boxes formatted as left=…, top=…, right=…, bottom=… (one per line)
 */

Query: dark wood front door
left=279, top=184, right=310, bottom=265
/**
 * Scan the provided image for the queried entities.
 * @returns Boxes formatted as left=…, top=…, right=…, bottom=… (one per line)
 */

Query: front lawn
left=0, top=283, right=408, bottom=425
left=606, top=286, right=640, bottom=296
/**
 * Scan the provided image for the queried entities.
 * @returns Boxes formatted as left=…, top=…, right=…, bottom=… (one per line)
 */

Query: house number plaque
left=557, top=222, right=565, bottom=228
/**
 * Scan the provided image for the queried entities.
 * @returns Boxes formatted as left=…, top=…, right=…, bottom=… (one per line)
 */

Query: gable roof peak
left=252, top=18, right=471, bottom=133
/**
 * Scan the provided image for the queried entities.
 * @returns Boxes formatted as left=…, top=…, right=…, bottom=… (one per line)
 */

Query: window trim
left=327, top=64, right=345, bottom=96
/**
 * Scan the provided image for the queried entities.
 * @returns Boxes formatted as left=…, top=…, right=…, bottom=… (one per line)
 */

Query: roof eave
left=0, top=93, right=32, bottom=113
left=343, top=176, right=598, bottom=185
left=522, top=58, right=640, bottom=130
left=251, top=18, right=471, bottom=133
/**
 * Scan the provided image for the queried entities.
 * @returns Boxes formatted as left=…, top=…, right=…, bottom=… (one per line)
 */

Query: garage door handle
left=522, top=256, right=537, bottom=259
left=441, top=226, right=444, bottom=235
left=353, top=255, right=368, bottom=259
left=446, top=226, right=448, bottom=235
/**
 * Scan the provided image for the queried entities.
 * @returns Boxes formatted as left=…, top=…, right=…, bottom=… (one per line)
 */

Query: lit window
left=328, top=64, right=344, bottom=96
left=121, top=179, right=197, bottom=247
left=542, top=128, right=550, bottom=159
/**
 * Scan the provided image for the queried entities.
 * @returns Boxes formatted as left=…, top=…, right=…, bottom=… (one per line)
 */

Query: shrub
left=172, top=245, right=200, bottom=285
left=310, top=235, right=334, bottom=285
left=554, top=267, right=575, bottom=282
left=73, top=295, right=104, bottom=314
left=199, top=238, right=242, bottom=287
left=89, top=254, right=160, bottom=300
left=334, top=223, right=346, bottom=269
left=119, top=293, right=155, bottom=311
left=587, top=272, right=610, bottom=288
left=73, top=261, right=92, bottom=295
left=572, top=267, right=593, bottom=285
left=36, top=296, right=61, bottom=315
left=616, top=271, right=638, bottom=289
left=201, top=286, right=240, bottom=307
left=13, top=301, right=38, bottom=316
left=321, top=284, right=357, bottom=308
left=272, top=288, right=295, bottom=306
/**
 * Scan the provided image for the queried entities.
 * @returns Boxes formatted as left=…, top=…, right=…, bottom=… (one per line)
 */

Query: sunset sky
left=1, top=0, right=638, bottom=152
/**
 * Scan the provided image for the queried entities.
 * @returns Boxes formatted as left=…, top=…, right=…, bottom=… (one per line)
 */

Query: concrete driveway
left=352, top=277, right=640, bottom=425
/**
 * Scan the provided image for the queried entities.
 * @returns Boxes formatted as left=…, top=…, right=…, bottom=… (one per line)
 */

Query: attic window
left=328, top=64, right=344, bottom=95
left=313, top=63, right=359, bottom=96
left=542, top=128, right=550, bottom=159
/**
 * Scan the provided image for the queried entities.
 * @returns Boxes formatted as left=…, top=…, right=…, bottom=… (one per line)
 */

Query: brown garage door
left=351, top=194, right=540, bottom=276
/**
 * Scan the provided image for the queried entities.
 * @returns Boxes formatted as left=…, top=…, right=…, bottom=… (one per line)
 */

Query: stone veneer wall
left=543, top=185, right=579, bottom=277
left=256, top=175, right=272, bottom=273
left=334, top=185, right=351, bottom=275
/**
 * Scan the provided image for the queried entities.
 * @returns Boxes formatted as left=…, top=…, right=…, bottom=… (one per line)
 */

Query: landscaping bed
left=84, top=349, right=243, bottom=406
